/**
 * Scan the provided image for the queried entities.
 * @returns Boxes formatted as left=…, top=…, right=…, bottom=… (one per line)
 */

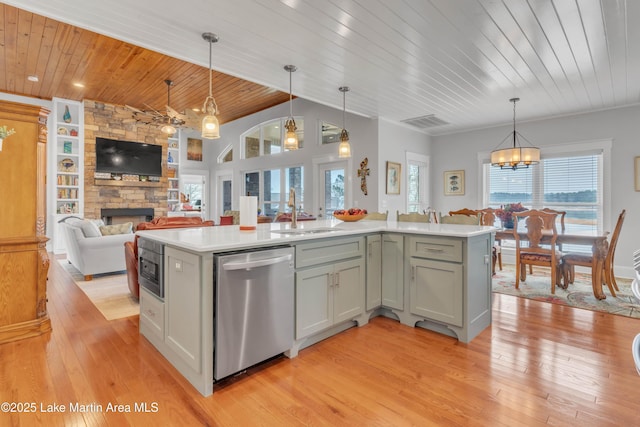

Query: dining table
left=494, top=229, right=611, bottom=300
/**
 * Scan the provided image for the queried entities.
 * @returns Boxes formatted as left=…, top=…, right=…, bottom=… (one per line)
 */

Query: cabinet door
left=365, top=235, right=382, bottom=310
left=409, top=258, right=463, bottom=327
left=296, top=265, right=334, bottom=339
left=382, top=234, right=404, bottom=310
left=333, top=258, right=365, bottom=324
left=165, top=247, right=202, bottom=372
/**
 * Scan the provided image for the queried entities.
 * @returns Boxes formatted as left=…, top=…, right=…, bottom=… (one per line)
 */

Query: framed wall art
left=386, top=161, right=401, bottom=195
left=187, top=138, right=203, bottom=161
left=444, top=170, right=464, bottom=195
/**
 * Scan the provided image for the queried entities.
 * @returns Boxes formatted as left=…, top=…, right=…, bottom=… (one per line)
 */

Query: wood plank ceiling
left=0, top=4, right=291, bottom=126
left=1, top=1, right=639, bottom=135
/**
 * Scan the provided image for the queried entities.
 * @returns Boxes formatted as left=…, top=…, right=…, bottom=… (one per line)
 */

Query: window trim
left=477, top=138, right=612, bottom=230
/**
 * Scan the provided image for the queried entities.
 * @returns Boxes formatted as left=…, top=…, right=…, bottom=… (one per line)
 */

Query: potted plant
left=0, top=125, right=16, bottom=151
left=496, top=202, right=527, bottom=229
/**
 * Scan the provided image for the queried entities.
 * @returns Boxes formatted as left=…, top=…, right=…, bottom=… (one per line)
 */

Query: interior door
left=181, top=174, right=207, bottom=219
left=217, top=173, right=232, bottom=218
left=318, top=161, right=347, bottom=219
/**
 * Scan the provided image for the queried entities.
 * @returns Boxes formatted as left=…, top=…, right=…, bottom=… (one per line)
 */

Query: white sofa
left=59, top=217, right=135, bottom=280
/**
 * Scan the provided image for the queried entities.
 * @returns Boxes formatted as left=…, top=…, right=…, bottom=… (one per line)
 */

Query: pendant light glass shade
left=201, top=32, right=221, bottom=139
left=338, top=86, right=351, bottom=158
left=490, top=98, right=540, bottom=170
left=284, top=65, right=298, bottom=150
left=160, top=80, right=177, bottom=135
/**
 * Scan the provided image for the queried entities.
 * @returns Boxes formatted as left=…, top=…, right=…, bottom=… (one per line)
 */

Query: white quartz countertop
left=136, top=219, right=495, bottom=253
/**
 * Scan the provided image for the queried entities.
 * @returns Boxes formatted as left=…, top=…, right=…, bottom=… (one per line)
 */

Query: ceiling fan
left=126, top=79, right=199, bottom=135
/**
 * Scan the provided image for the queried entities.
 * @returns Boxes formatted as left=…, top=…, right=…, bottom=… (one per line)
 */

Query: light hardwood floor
left=1, top=255, right=640, bottom=426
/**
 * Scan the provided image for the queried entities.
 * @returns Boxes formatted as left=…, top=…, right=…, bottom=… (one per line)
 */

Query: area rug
left=492, top=265, right=640, bottom=319
left=59, top=260, right=139, bottom=320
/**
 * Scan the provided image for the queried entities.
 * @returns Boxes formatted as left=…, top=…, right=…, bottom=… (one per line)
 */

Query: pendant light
left=201, top=32, right=220, bottom=139
left=283, top=65, right=298, bottom=150
left=160, top=79, right=177, bottom=136
left=338, top=86, right=351, bottom=158
left=490, top=98, right=540, bottom=170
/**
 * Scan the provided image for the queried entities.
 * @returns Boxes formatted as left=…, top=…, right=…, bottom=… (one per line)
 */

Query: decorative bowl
left=333, top=213, right=367, bottom=222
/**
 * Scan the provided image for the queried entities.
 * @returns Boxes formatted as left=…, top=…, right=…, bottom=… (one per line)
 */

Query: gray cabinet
left=295, top=237, right=365, bottom=340
left=403, top=234, right=492, bottom=343
left=381, top=234, right=404, bottom=310
left=409, top=257, right=462, bottom=326
left=366, top=235, right=382, bottom=310
left=165, top=247, right=202, bottom=372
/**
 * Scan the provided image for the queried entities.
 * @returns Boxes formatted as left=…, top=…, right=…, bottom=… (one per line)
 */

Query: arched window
left=241, top=117, right=304, bottom=159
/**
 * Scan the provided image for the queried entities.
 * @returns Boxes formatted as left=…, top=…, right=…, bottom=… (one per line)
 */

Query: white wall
left=210, top=98, right=378, bottom=218
left=377, top=118, right=432, bottom=217
left=431, top=105, right=640, bottom=277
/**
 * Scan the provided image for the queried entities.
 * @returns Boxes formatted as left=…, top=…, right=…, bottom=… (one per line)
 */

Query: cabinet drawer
left=409, top=236, right=462, bottom=263
left=140, top=288, right=165, bottom=341
left=296, top=236, right=365, bottom=268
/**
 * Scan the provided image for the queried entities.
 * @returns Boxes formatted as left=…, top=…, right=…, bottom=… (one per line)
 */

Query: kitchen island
left=137, top=219, right=494, bottom=396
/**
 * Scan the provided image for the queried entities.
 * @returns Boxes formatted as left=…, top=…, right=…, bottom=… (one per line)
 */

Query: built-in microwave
left=138, top=238, right=164, bottom=299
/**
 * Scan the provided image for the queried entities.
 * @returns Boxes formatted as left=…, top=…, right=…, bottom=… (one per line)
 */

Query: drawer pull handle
left=425, top=248, right=444, bottom=253
left=146, top=309, right=156, bottom=318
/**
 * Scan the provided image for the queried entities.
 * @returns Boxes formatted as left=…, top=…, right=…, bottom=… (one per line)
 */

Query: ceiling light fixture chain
left=490, top=97, right=540, bottom=170
left=338, top=86, right=351, bottom=158
left=201, top=32, right=221, bottom=139
left=283, top=65, right=298, bottom=150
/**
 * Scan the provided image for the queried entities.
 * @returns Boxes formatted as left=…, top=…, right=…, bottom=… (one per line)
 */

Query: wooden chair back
left=396, top=211, right=430, bottom=223
left=477, top=208, right=497, bottom=226
left=449, top=208, right=478, bottom=217
left=439, top=213, right=480, bottom=225
left=513, top=209, right=561, bottom=292
left=365, top=211, right=388, bottom=220
left=513, top=210, right=558, bottom=252
left=605, top=209, right=626, bottom=274
left=541, top=208, right=566, bottom=233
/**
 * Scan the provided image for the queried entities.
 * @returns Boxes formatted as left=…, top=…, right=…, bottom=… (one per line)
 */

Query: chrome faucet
left=288, top=188, right=297, bottom=228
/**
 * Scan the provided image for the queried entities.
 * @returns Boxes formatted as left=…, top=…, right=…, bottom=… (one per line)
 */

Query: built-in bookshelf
left=167, top=133, right=180, bottom=215
left=50, top=98, right=84, bottom=253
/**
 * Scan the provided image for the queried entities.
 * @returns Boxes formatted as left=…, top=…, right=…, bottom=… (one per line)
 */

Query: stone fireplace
left=101, top=208, right=154, bottom=228
left=83, top=100, right=169, bottom=221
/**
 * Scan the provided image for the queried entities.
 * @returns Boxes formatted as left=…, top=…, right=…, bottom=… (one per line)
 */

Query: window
left=217, top=144, right=233, bottom=163
left=320, top=122, right=341, bottom=144
left=484, top=145, right=606, bottom=251
left=406, top=153, right=429, bottom=213
left=241, top=117, right=304, bottom=159
left=244, top=166, right=304, bottom=218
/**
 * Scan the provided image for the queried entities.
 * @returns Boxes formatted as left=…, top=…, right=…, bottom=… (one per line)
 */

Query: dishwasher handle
left=222, top=253, right=292, bottom=271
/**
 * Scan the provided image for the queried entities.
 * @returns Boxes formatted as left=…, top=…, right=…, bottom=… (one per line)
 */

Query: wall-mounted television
left=95, top=137, right=162, bottom=177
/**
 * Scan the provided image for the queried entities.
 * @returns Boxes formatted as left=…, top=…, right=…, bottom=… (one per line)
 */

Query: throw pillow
left=99, top=222, right=133, bottom=236
left=81, top=220, right=103, bottom=238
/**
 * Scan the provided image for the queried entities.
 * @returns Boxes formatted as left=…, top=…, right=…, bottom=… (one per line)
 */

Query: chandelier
left=490, top=98, right=540, bottom=170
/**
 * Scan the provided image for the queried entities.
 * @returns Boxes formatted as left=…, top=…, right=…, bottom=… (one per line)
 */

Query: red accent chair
left=124, top=216, right=214, bottom=299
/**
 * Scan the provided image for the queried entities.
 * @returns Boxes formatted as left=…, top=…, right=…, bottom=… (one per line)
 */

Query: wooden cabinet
left=295, top=237, right=365, bottom=339
left=0, top=100, right=51, bottom=344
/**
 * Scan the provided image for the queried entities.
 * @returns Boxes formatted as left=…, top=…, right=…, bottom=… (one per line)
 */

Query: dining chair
left=439, top=213, right=480, bottom=225
left=561, top=209, right=625, bottom=296
left=512, top=209, right=563, bottom=293
left=365, top=211, right=388, bottom=220
left=396, top=211, right=430, bottom=223
left=525, top=208, right=567, bottom=275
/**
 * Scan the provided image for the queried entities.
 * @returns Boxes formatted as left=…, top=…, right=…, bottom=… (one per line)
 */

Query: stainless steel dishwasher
left=214, top=246, right=294, bottom=380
